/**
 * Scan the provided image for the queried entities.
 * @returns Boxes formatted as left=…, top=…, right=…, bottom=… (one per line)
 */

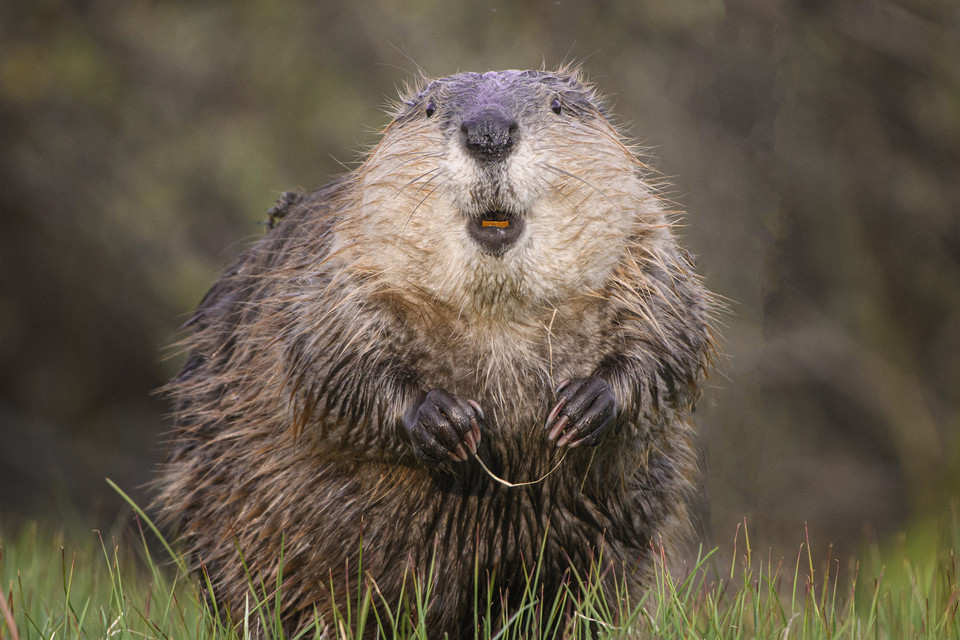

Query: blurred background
left=1, top=0, right=957, bottom=560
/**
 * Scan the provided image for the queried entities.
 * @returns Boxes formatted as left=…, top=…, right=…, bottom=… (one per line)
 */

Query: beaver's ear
left=265, top=191, right=305, bottom=229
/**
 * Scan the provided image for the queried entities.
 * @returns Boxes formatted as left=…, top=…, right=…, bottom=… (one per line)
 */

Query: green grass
left=2, top=503, right=959, bottom=639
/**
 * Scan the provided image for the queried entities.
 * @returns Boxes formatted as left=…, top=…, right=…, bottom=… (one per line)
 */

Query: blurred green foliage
left=0, top=0, right=957, bottom=555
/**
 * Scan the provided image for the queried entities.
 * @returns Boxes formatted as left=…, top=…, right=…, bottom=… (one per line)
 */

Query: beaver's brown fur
left=157, top=68, right=717, bottom=638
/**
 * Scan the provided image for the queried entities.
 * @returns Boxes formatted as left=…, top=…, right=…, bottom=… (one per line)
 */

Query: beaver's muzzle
left=460, top=108, right=520, bottom=163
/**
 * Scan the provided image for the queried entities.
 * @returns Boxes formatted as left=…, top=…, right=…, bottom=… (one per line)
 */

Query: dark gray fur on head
left=402, top=69, right=601, bottom=124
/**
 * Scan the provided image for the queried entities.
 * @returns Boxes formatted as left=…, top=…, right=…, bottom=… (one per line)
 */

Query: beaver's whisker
left=540, top=162, right=620, bottom=211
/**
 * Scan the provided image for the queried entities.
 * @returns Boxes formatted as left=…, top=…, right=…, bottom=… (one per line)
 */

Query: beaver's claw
left=544, top=377, right=617, bottom=447
left=404, top=389, right=483, bottom=464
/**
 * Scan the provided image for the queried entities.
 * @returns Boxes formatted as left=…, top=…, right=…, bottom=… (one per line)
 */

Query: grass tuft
left=1, top=503, right=959, bottom=639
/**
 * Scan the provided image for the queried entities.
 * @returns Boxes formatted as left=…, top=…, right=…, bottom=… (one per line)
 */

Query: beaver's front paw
left=404, top=389, right=483, bottom=464
left=544, top=377, right=618, bottom=447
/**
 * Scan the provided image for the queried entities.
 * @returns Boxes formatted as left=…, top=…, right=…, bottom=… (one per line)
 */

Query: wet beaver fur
left=157, top=68, right=716, bottom=638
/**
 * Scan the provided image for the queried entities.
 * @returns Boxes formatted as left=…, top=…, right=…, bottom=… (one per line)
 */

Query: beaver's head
left=346, top=69, right=668, bottom=318
left=401, top=70, right=607, bottom=258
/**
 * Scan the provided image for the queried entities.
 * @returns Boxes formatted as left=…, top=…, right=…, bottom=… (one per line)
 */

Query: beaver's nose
left=460, top=110, right=519, bottom=162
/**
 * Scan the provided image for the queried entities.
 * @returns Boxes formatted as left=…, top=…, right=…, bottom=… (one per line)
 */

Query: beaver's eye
left=425, top=101, right=436, bottom=118
left=550, top=97, right=562, bottom=115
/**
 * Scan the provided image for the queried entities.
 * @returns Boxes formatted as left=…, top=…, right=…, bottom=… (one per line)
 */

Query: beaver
left=157, top=68, right=716, bottom=638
